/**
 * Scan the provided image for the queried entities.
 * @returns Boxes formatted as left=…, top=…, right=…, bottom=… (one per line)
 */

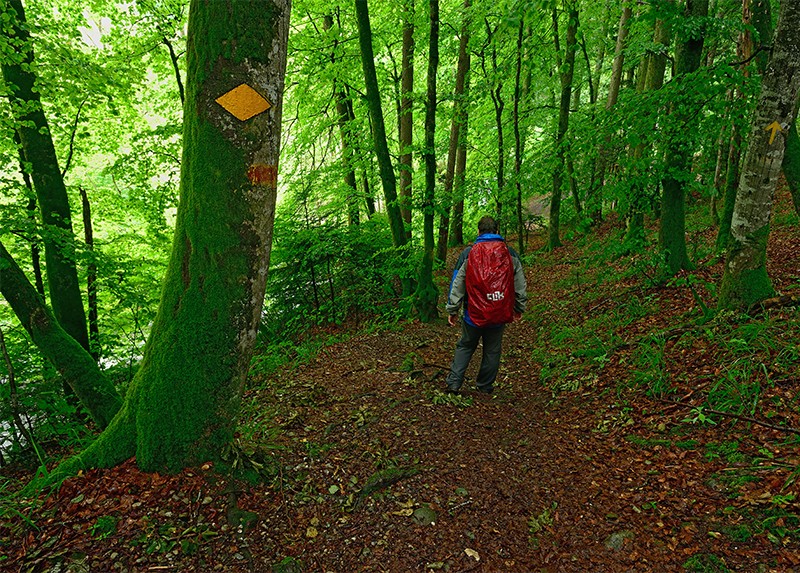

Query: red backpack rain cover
left=465, top=240, right=515, bottom=327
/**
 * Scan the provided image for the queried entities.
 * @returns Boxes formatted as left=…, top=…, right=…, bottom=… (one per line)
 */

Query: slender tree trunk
left=1, top=0, right=90, bottom=353
left=13, top=130, right=46, bottom=297
left=0, top=241, right=121, bottom=428
left=324, top=13, right=360, bottom=226
left=399, top=0, right=414, bottom=238
left=481, top=20, right=505, bottom=219
left=513, top=16, right=526, bottom=255
left=79, top=187, right=100, bottom=361
left=587, top=3, right=631, bottom=223
left=625, top=6, right=670, bottom=245
left=658, top=0, right=709, bottom=276
left=719, top=0, right=800, bottom=309
left=56, top=0, right=292, bottom=475
left=413, top=0, right=439, bottom=322
left=436, top=0, right=471, bottom=261
left=449, top=86, right=469, bottom=247
left=355, top=0, right=408, bottom=251
left=548, top=4, right=578, bottom=251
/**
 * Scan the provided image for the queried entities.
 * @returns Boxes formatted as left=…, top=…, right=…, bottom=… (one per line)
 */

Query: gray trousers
left=446, top=318, right=505, bottom=392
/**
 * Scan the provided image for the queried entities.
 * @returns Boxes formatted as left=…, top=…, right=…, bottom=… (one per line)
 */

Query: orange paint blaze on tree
left=247, top=164, right=278, bottom=186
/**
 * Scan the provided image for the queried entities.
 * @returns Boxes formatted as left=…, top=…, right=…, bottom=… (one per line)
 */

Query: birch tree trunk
left=718, top=0, right=800, bottom=309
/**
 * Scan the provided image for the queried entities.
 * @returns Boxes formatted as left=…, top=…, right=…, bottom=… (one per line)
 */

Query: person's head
left=477, top=216, right=499, bottom=235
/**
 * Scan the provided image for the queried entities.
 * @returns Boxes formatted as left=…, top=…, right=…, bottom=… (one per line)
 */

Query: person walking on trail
left=445, top=216, right=527, bottom=395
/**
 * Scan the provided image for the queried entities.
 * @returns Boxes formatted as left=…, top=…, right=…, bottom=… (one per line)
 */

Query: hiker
left=445, top=216, right=527, bottom=394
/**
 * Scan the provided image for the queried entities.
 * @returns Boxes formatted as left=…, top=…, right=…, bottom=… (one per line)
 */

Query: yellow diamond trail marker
left=215, top=84, right=271, bottom=121
left=765, top=121, right=783, bottom=145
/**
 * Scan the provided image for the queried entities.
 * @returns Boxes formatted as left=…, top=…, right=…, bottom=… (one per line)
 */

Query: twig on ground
left=658, top=399, right=800, bottom=436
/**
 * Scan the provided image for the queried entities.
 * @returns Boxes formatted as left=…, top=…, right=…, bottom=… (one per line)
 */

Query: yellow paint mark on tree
left=765, top=121, right=783, bottom=145
left=215, top=84, right=271, bottom=121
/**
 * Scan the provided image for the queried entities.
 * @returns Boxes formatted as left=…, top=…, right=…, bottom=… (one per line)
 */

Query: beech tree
left=658, top=0, right=708, bottom=276
left=57, top=0, right=291, bottom=474
left=1, top=0, right=91, bottom=353
left=718, top=0, right=800, bottom=309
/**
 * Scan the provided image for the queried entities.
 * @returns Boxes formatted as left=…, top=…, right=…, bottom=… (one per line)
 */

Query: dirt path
left=3, top=208, right=799, bottom=572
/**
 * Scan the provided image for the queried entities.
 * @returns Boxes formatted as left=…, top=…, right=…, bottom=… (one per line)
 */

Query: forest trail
left=4, top=199, right=800, bottom=572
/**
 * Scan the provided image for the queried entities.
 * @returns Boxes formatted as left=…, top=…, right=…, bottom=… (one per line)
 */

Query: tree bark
left=548, top=4, right=578, bottom=251
left=398, top=0, right=414, bottom=238
left=513, top=16, right=526, bottom=255
left=719, top=0, right=800, bottom=309
left=413, top=0, right=439, bottom=323
left=1, top=0, right=91, bottom=353
left=79, top=187, right=100, bottom=360
left=587, top=3, right=632, bottom=223
left=355, top=0, right=408, bottom=251
left=436, top=0, right=471, bottom=261
left=782, top=95, right=800, bottom=217
left=58, top=0, right=292, bottom=475
left=324, top=12, right=360, bottom=226
left=0, top=241, right=121, bottom=428
left=658, top=0, right=709, bottom=276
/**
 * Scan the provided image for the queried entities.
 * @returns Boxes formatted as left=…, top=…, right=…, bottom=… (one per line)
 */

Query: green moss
left=718, top=225, right=774, bottom=309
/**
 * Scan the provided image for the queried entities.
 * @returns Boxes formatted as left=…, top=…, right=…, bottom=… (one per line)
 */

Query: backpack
left=465, top=240, right=515, bottom=327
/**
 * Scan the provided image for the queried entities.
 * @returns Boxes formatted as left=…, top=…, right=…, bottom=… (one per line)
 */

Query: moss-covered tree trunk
left=0, top=241, right=121, bottom=428
left=548, top=5, right=578, bottom=251
left=718, top=0, right=800, bottom=309
left=413, top=0, right=439, bottom=323
left=59, top=0, right=291, bottom=474
left=1, top=0, right=90, bottom=353
left=658, top=0, right=708, bottom=276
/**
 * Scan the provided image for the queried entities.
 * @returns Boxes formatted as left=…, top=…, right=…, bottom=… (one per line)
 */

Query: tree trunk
left=398, top=0, right=414, bottom=238
left=719, top=1, right=800, bottom=309
left=436, top=0, right=471, bottom=261
left=324, top=13, right=360, bottom=226
left=658, top=0, right=709, bottom=276
left=1, top=0, right=90, bottom=353
left=481, top=20, right=505, bottom=219
left=58, top=0, right=292, bottom=475
left=449, top=85, right=469, bottom=247
left=548, top=4, right=578, bottom=251
left=0, top=241, right=121, bottom=428
left=513, top=16, right=526, bottom=255
left=625, top=6, right=670, bottom=246
left=413, top=0, right=439, bottom=323
left=79, top=187, right=100, bottom=360
left=355, top=0, right=408, bottom=251
left=587, top=3, right=632, bottom=223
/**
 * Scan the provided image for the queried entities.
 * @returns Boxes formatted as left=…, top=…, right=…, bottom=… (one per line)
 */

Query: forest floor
left=2, top=189, right=800, bottom=573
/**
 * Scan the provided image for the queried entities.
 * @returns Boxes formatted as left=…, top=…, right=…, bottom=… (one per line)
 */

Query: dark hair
left=478, top=216, right=498, bottom=235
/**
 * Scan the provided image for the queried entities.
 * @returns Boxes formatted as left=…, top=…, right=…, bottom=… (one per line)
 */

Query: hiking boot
left=446, top=386, right=461, bottom=395
left=477, top=386, right=494, bottom=395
